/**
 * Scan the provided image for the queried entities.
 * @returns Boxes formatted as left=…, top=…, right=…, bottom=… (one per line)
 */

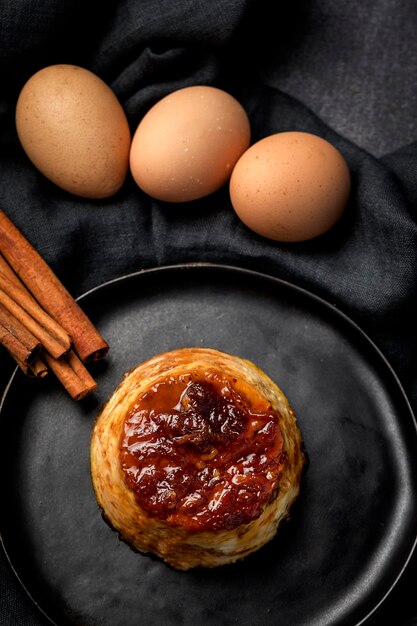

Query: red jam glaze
left=119, top=370, right=286, bottom=532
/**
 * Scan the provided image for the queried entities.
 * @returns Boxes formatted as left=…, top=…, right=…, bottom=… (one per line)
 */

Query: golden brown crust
left=90, top=347, right=306, bottom=569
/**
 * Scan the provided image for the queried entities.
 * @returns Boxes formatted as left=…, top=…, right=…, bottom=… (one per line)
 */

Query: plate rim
left=1, top=261, right=416, bottom=626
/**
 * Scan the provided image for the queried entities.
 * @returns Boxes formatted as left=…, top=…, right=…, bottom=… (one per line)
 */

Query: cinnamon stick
left=0, top=284, right=69, bottom=358
left=15, top=357, right=49, bottom=378
left=0, top=264, right=71, bottom=348
left=0, top=304, right=41, bottom=364
left=0, top=210, right=108, bottom=362
left=66, top=350, right=97, bottom=389
left=0, top=254, right=20, bottom=284
left=29, top=358, right=49, bottom=378
left=44, top=350, right=97, bottom=400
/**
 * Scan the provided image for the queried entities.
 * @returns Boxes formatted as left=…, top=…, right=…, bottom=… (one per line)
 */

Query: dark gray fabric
left=1, top=0, right=417, bottom=624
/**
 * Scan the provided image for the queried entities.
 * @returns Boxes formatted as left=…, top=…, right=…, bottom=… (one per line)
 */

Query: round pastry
left=90, top=347, right=306, bottom=570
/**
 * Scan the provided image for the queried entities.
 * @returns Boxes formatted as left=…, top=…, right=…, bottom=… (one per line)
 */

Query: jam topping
left=119, top=371, right=286, bottom=531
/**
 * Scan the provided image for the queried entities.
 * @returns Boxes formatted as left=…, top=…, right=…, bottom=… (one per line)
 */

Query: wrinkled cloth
left=1, top=0, right=417, bottom=624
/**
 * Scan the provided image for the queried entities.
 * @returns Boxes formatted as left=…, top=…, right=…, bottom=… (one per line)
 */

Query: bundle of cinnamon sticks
left=0, top=209, right=109, bottom=400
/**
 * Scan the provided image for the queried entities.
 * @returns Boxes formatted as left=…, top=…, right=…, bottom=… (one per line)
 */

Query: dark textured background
left=1, top=0, right=417, bottom=624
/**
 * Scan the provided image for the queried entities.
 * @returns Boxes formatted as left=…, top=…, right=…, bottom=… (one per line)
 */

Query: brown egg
left=15, top=64, right=131, bottom=198
left=229, top=131, right=351, bottom=242
left=129, top=85, right=251, bottom=202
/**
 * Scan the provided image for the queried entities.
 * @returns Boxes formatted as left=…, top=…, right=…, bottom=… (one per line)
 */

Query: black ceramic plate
left=1, top=264, right=417, bottom=626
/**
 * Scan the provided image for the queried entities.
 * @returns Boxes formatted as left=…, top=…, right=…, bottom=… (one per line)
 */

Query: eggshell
left=229, top=131, right=351, bottom=242
left=129, top=85, right=251, bottom=202
left=15, top=64, right=131, bottom=198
